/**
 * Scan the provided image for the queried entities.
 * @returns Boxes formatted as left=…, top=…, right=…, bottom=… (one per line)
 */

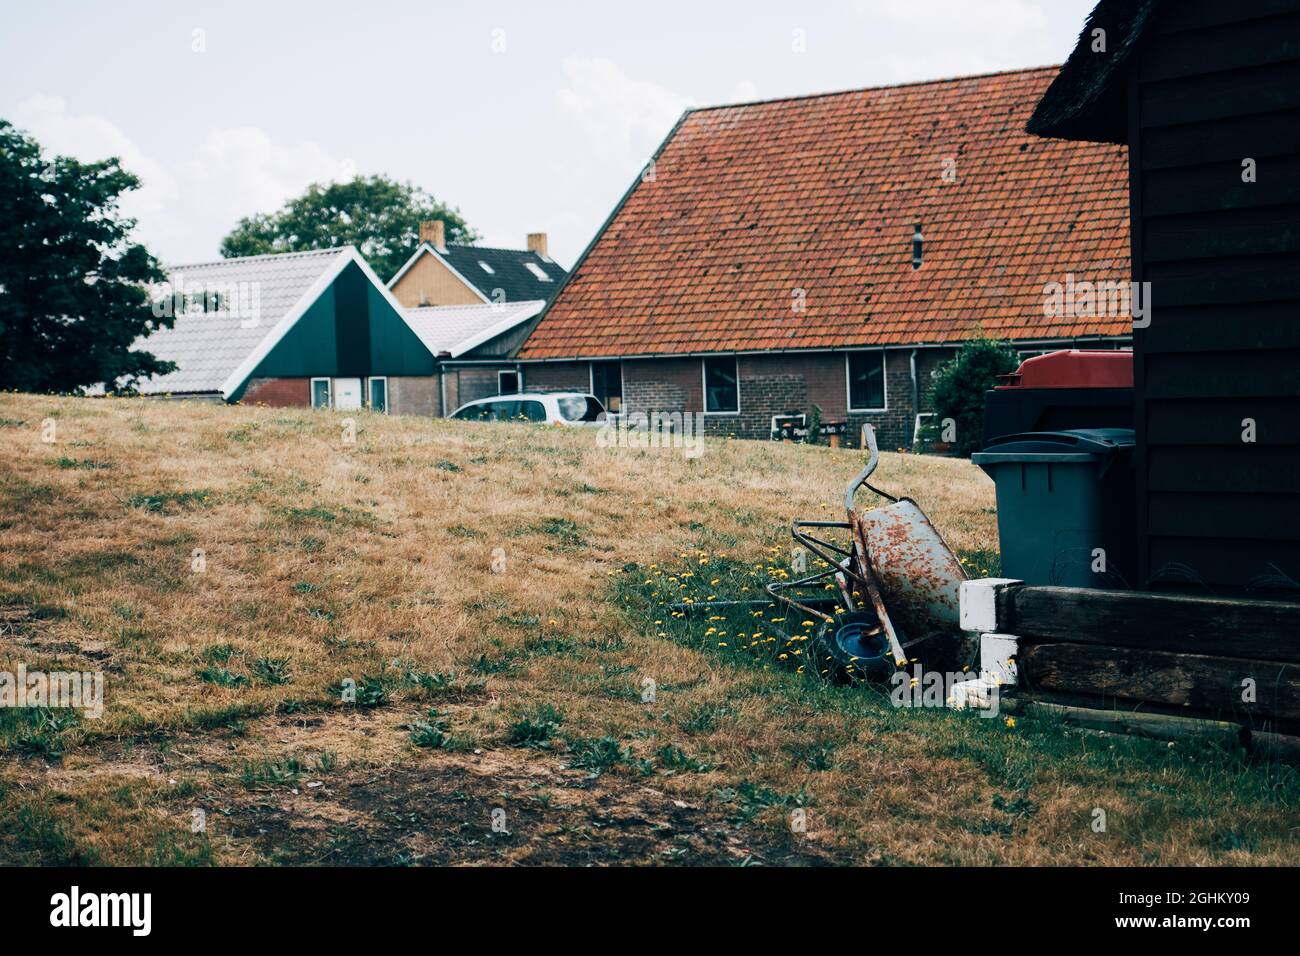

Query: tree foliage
left=930, top=335, right=1021, bottom=456
left=0, top=119, right=173, bottom=394
left=219, top=175, right=478, bottom=282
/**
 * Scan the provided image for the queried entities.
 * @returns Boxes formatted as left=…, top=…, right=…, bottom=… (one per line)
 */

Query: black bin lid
left=972, top=428, right=1135, bottom=465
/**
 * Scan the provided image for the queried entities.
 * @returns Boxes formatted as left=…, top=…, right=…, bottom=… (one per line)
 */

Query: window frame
left=497, top=369, right=520, bottom=395
left=310, top=377, right=332, bottom=410
left=701, top=356, right=740, bottom=416
left=845, top=351, right=888, bottom=413
left=589, top=360, right=623, bottom=414
left=367, top=376, right=389, bottom=414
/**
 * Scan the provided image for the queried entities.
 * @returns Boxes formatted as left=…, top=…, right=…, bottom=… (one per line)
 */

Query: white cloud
left=540, top=58, right=696, bottom=264
left=555, top=57, right=693, bottom=168
left=12, top=95, right=355, bottom=264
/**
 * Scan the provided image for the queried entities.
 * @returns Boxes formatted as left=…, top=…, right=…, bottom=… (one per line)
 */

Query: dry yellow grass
left=0, top=392, right=1296, bottom=866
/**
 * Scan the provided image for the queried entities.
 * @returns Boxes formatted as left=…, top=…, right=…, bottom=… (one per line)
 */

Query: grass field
left=1, top=392, right=1296, bottom=866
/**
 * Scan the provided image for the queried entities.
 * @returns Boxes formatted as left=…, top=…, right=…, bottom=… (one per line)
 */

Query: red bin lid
left=996, top=349, right=1133, bottom=389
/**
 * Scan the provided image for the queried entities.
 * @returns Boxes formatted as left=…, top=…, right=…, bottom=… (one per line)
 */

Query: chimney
left=526, top=232, right=549, bottom=259
left=419, top=220, right=446, bottom=250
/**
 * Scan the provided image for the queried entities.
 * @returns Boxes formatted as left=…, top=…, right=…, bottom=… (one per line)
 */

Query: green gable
left=229, top=261, right=434, bottom=400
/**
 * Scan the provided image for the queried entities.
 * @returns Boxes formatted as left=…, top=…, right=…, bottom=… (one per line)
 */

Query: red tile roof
left=520, top=67, right=1130, bottom=360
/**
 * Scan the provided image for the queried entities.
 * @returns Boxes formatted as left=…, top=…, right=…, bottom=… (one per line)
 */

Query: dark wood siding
left=1131, top=1, right=1300, bottom=595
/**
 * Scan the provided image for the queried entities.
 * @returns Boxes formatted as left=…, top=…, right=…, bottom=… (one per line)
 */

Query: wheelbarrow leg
left=852, top=525, right=908, bottom=668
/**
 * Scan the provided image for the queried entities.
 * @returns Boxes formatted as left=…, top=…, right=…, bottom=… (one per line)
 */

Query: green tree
left=930, top=335, right=1021, bottom=457
left=0, top=119, right=172, bottom=394
left=220, top=175, right=478, bottom=281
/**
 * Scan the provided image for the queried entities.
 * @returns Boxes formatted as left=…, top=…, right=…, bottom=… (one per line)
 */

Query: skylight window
left=524, top=262, right=553, bottom=282
left=478, top=261, right=495, bottom=274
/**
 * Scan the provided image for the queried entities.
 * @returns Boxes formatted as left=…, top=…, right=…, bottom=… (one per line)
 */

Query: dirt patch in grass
left=224, top=751, right=834, bottom=867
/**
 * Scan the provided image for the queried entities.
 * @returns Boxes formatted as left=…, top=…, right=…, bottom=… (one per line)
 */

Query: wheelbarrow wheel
left=811, top=611, right=893, bottom=684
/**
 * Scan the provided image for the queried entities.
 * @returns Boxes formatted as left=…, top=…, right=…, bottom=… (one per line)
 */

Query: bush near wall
left=930, top=337, right=1020, bottom=457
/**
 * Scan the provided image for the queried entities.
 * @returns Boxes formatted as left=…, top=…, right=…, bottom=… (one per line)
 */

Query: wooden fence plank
left=999, top=585, right=1300, bottom=662
left=1019, top=643, right=1300, bottom=721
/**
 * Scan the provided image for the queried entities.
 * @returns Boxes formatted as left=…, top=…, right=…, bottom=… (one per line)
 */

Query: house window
left=703, top=356, right=739, bottom=414
left=847, top=352, right=886, bottom=411
left=368, top=377, right=388, bottom=413
left=590, top=361, right=622, bottom=414
left=478, top=261, right=495, bottom=274
left=524, top=262, right=553, bottom=282
left=498, top=370, right=520, bottom=394
left=310, top=377, right=331, bottom=409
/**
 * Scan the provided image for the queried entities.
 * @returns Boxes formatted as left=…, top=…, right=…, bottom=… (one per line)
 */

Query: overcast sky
left=1, top=0, right=1096, bottom=270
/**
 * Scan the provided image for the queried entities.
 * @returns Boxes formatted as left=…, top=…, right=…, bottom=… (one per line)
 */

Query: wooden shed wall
left=1129, top=0, right=1300, bottom=594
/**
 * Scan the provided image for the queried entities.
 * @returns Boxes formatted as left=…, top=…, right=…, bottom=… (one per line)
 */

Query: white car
left=449, top=392, right=606, bottom=426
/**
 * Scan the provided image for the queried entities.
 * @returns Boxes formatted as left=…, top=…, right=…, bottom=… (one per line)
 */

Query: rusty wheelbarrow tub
left=765, top=425, right=972, bottom=683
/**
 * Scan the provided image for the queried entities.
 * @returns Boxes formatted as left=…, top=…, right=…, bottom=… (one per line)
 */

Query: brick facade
left=521, top=361, right=589, bottom=393
left=389, top=376, right=440, bottom=416
left=517, top=346, right=1134, bottom=449
left=241, top=374, right=443, bottom=416
left=523, top=351, right=945, bottom=448
left=242, top=377, right=311, bottom=407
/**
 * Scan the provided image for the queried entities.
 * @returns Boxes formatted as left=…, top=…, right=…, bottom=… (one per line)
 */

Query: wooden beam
left=998, top=585, right=1300, bottom=663
left=1019, top=643, right=1300, bottom=721
left=1000, top=698, right=1246, bottom=750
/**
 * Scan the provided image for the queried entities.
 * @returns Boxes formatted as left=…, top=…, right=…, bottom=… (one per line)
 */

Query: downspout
left=438, top=356, right=449, bottom=418
left=909, top=348, right=920, bottom=451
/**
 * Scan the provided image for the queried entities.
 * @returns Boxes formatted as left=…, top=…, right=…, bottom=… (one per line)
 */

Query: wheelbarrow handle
left=845, top=424, right=879, bottom=512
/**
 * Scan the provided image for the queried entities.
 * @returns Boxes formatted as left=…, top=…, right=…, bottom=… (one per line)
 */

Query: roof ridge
left=688, top=64, right=1062, bottom=114
left=444, top=242, right=544, bottom=258
left=404, top=299, right=546, bottom=313
left=167, top=247, right=351, bottom=271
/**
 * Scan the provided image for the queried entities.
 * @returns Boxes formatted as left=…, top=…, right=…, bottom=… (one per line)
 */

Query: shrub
left=930, top=336, right=1020, bottom=456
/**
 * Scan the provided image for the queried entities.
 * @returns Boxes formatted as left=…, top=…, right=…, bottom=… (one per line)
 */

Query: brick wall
left=389, top=375, right=440, bottom=416
left=514, top=344, right=1125, bottom=448
left=522, top=361, right=588, bottom=393
left=615, top=352, right=922, bottom=448
left=622, top=357, right=702, bottom=416
left=242, top=377, right=310, bottom=407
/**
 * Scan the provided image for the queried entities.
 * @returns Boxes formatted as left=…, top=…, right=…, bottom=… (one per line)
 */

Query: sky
left=1, top=0, right=1097, bottom=271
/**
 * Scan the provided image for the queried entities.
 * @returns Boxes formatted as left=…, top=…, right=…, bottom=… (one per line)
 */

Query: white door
left=333, top=378, right=362, bottom=410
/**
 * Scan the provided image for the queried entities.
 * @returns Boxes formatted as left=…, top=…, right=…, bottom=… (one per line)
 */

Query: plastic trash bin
left=972, top=428, right=1137, bottom=589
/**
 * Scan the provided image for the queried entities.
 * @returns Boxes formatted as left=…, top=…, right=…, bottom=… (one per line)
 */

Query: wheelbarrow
left=765, top=425, right=970, bottom=682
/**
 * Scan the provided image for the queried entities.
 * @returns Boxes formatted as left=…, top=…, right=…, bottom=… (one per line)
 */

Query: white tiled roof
left=401, top=300, right=546, bottom=358
left=133, top=248, right=350, bottom=395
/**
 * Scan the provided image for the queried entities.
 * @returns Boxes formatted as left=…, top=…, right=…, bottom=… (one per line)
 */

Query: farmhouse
left=513, top=66, right=1134, bottom=448
left=1029, top=0, right=1300, bottom=596
left=132, top=247, right=543, bottom=416
left=387, top=220, right=567, bottom=308
left=136, top=247, right=430, bottom=411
